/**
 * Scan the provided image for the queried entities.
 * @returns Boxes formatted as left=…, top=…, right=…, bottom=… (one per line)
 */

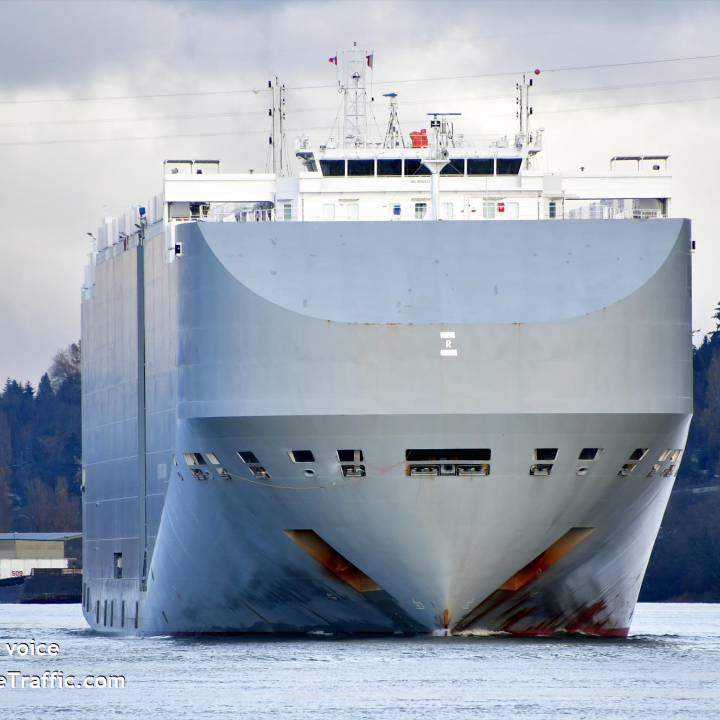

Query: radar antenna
left=383, top=93, right=404, bottom=149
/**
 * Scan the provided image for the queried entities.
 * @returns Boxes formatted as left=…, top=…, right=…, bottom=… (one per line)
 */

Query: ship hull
left=81, top=218, right=692, bottom=636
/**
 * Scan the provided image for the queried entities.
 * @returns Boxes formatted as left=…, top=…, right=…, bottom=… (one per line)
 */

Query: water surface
left=1, top=603, right=718, bottom=718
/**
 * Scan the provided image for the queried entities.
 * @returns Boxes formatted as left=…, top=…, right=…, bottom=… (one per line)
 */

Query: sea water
left=1, top=603, right=718, bottom=719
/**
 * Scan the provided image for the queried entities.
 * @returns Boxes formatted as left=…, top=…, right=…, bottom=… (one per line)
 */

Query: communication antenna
left=338, top=42, right=373, bottom=148
left=269, top=77, right=287, bottom=175
left=516, top=70, right=538, bottom=140
left=383, top=93, right=404, bottom=148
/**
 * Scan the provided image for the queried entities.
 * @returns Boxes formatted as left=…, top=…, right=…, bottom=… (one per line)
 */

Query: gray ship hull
left=81, top=218, right=692, bottom=636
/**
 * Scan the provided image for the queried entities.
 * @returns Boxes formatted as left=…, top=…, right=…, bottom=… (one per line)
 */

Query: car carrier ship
left=81, top=46, right=692, bottom=636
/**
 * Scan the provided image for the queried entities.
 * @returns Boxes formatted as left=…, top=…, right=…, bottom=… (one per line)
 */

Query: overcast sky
left=0, top=0, right=719, bottom=385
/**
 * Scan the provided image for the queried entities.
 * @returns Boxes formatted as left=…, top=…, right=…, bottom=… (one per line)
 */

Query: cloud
left=0, top=0, right=719, bottom=382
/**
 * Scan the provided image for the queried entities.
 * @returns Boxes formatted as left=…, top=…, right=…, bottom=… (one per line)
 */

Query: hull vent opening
left=579, top=448, right=603, bottom=461
left=249, top=466, right=270, bottom=479
left=407, top=465, right=439, bottom=477
left=238, top=451, right=260, bottom=464
left=342, top=465, right=366, bottom=477
left=190, top=468, right=208, bottom=480
left=217, top=467, right=232, bottom=480
left=629, top=448, right=648, bottom=461
left=289, top=450, right=315, bottom=463
left=534, top=448, right=558, bottom=462
left=338, top=450, right=364, bottom=462
left=529, top=464, right=552, bottom=477
left=406, top=449, right=491, bottom=462
left=618, top=463, right=636, bottom=476
left=457, top=464, right=490, bottom=476
left=647, top=464, right=661, bottom=477
left=206, top=452, right=221, bottom=465
left=183, top=453, right=206, bottom=466
left=283, top=530, right=382, bottom=592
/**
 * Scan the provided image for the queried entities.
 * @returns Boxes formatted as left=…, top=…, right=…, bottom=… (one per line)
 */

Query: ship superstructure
left=80, top=48, right=692, bottom=636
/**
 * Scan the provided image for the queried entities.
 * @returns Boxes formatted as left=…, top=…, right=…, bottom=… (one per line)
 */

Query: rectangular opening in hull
left=337, top=449, right=364, bottom=462
left=406, top=465, right=439, bottom=477
left=288, top=450, right=315, bottom=463
left=238, top=451, right=259, bottom=464
left=529, top=464, right=552, bottom=476
left=341, top=465, right=366, bottom=477
left=457, top=464, right=490, bottom=476
left=534, top=448, right=558, bottom=462
left=405, top=449, right=491, bottom=462
left=283, top=530, right=382, bottom=592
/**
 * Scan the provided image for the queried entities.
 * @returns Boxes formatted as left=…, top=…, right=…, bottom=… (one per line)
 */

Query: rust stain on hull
left=284, top=530, right=382, bottom=593
left=453, top=527, right=595, bottom=634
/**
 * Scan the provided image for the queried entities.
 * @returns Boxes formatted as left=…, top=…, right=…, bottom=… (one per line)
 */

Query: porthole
left=303, top=469, right=316, bottom=478
left=576, top=466, right=589, bottom=476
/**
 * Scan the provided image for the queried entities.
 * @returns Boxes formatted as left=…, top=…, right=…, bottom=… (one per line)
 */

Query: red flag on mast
left=366, top=53, right=373, bottom=69
left=329, top=56, right=338, bottom=65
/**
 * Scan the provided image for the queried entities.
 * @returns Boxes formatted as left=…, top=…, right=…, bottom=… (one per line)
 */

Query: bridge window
left=377, top=159, right=402, bottom=176
left=442, top=203, right=454, bottom=219
left=319, top=159, right=345, bottom=177
left=497, top=158, right=523, bottom=175
left=283, top=204, right=292, bottom=221
left=440, top=158, right=465, bottom=176
left=483, top=202, right=495, bottom=219
left=347, top=203, right=359, bottom=220
left=467, top=159, right=494, bottom=176
left=415, top=203, right=427, bottom=219
left=348, top=160, right=374, bottom=177
left=404, top=159, right=431, bottom=176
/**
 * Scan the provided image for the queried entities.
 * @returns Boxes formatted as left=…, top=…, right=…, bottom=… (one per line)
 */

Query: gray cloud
left=0, top=0, right=719, bottom=383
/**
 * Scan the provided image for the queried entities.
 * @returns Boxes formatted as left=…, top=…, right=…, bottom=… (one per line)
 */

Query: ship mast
left=270, top=77, right=286, bottom=176
left=516, top=75, right=534, bottom=143
left=425, top=113, right=460, bottom=220
left=340, top=42, right=372, bottom=148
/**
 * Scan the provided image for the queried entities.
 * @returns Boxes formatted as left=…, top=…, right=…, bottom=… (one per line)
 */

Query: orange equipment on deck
left=409, top=129, right=428, bottom=148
